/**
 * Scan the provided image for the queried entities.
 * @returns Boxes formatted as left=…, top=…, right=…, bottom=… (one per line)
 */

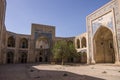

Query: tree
left=52, top=40, right=69, bottom=65
left=67, top=41, right=77, bottom=57
left=52, top=40, right=77, bottom=65
left=67, top=41, right=78, bottom=62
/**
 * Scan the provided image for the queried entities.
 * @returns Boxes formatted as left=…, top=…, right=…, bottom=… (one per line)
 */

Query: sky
left=5, top=0, right=111, bottom=37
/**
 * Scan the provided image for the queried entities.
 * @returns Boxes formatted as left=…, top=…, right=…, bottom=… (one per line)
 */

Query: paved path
left=29, top=64, right=120, bottom=80
left=0, top=63, right=120, bottom=80
left=0, top=64, right=32, bottom=80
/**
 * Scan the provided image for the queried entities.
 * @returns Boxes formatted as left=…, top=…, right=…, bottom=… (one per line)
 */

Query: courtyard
left=0, top=63, right=120, bottom=80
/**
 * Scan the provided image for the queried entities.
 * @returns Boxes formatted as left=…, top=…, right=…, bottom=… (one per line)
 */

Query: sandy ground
left=0, top=63, right=120, bottom=80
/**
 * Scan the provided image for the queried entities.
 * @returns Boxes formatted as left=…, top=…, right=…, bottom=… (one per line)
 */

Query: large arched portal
left=93, top=26, right=115, bottom=63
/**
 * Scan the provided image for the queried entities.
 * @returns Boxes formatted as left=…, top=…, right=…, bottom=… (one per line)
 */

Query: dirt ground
left=0, top=63, right=120, bottom=80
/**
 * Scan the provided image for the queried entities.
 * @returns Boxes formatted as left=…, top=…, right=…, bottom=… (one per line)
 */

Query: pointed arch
left=6, top=52, right=14, bottom=63
left=20, top=38, right=28, bottom=48
left=36, top=37, right=49, bottom=49
left=19, top=52, right=27, bottom=63
left=7, top=36, right=15, bottom=47
left=93, top=26, right=115, bottom=63
left=80, top=52, right=87, bottom=63
left=81, top=37, right=87, bottom=48
left=76, top=39, right=80, bottom=49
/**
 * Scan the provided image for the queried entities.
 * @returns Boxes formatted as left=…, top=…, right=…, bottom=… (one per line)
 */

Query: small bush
left=34, top=76, right=40, bottom=78
left=63, top=73, right=68, bottom=77
left=91, top=67, right=94, bottom=69
left=102, top=71, right=107, bottom=74
left=30, top=69, right=34, bottom=72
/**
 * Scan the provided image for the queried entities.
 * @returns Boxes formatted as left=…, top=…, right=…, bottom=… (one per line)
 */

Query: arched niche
left=7, top=36, right=15, bottom=47
left=81, top=37, right=87, bottom=48
left=76, top=39, right=80, bottom=49
left=80, top=52, right=87, bottom=63
left=20, top=38, right=28, bottom=48
left=36, top=37, right=49, bottom=49
left=19, top=52, right=27, bottom=63
left=6, top=52, right=14, bottom=64
left=93, top=26, right=115, bottom=63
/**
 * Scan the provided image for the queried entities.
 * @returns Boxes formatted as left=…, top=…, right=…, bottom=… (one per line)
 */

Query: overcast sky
left=5, top=0, right=110, bottom=37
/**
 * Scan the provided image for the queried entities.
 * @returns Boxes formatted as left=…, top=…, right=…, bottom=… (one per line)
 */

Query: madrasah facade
left=0, top=0, right=120, bottom=64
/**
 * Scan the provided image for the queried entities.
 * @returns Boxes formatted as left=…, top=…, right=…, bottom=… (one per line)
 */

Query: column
left=91, top=39, right=96, bottom=64
left=113, top=34, right=120, bottom=64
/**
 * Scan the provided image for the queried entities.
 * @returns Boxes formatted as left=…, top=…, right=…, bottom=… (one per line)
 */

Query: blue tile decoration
left=92, top=22, right=102, bottom=35
left=34, top=31, right=52, bottom=47
left=92, top=12, right=113, bottom=35
left=107, top=17, right=113, bottom=29
left=35, top=32, right=52, bottom=40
